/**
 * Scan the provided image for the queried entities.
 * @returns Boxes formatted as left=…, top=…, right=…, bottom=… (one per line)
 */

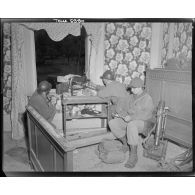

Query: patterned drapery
left=104, top=22, right=152, bottom=85
left=161, top=23, right=192, bottom=68
left=11, top=23, right=28, bottom=139
left=172, top=23, right=192, bottom=60
left=3, top=23, right=12, bottom=114
left=161, top=23, right=171, bottom=66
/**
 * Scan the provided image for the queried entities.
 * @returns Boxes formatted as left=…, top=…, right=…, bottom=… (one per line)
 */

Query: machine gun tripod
left=142, top=100, right=170, bottom=161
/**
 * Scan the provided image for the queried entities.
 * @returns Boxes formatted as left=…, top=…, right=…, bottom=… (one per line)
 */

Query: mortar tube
left=154, top=101, right=165, bottom=146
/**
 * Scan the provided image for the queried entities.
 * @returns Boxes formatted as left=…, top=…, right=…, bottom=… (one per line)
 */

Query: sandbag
left=98, top=139, right=125, bottom=164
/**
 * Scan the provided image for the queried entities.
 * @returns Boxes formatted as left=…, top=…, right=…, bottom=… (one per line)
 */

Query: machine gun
left=142, top=100, right=169, bottom=161
left=69, top=74, right=90, bottom=95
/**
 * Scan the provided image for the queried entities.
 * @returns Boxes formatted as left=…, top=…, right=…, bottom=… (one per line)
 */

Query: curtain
left=83, top=23, right=105, bottom=84
left=21, top=22, right=104, bottom=84
left=22, top=27, right=37, bottom=96
left=20, top=23, right=80, bottom=41
left=11, top=23, right=28, bottom=139
left=83, top=23, right=104, bottom=53
left=3, top=23, right=12, bottom=132
left=10, top=22, right=105, bottom=139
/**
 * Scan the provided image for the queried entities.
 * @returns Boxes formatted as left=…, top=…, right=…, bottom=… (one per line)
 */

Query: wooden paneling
left=146, top=68, right=192, bottom=147
left=28, top=119, right=36, bottom=155
left=164, top=82, right=192, bottom=121
left=146, top=79, right=162, bottom=107
left=165, top=116, right=192, bottom=147
left=55, top=150, right=64, bottom=172
left=36, top=128, right=54, bottom=171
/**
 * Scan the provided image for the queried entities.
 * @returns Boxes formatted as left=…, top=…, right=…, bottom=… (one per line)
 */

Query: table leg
left=64, top=150, right=73, bottom=171
left=62, top=104, right=67, bottom=138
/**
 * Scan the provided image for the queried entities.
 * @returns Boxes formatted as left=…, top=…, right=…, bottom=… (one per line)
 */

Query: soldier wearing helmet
left=97, top=70, right=129, bottom=99
left=109, top=77, right=154, bottom=168
left=96, top=70, right=129, bottom=120
left=28, top=80, right=56, bottom=122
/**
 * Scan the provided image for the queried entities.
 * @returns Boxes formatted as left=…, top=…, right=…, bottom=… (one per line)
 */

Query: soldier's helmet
left=100, top=70, right=115, bottom=81
left=37, top=80, right=52, bottom=93
left=128, top=77, right=144, bottom=88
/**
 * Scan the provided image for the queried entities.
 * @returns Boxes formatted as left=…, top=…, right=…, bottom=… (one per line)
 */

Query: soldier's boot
left=125, top=145, right=138, bottom=168
left=119, top=136, right=129, bottom=153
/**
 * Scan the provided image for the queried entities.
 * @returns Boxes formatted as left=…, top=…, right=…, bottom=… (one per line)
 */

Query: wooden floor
left=3, top=131, right=187, bottom=173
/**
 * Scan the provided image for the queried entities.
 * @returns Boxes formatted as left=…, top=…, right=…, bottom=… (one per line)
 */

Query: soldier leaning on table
left=28, top=80, right=56, bottom=122
left=93, top=70, right=130, bottom=118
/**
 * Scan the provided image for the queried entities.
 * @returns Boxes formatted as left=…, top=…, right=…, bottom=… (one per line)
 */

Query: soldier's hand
left=124, top=115, right=131, bottom=122
left=51, top=97, right=57, bottom=105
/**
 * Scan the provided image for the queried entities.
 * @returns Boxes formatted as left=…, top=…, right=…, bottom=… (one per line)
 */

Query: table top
left=62, top=96, right=110, bottom=105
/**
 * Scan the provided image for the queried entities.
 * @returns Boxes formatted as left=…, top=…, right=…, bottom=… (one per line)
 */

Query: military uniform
left=109, top=91, right=154, bottom=145
left=29, top=90, right=56, bottom=122
left=97, top=81, right=129, bottom=116
left=97, top=81, right=129, bottom=99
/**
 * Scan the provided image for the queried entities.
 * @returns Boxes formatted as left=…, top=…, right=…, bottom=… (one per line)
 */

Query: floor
left=3, top=131, right=188, bottom=173
left=73, top=138, right=187, bottom=172
left=3, top=132, right=32, bottom=172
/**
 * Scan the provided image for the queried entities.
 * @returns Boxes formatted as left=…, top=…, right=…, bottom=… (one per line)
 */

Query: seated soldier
left=28, top=80, right=56, bottom=122
left=109, top=77, right=154, bottom=168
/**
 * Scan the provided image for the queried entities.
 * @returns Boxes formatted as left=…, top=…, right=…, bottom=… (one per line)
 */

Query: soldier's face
left=42, top=90, right=50, bottom=98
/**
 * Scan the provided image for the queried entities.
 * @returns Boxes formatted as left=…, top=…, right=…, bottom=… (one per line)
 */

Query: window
left=34, top=26, right=86, bottom=88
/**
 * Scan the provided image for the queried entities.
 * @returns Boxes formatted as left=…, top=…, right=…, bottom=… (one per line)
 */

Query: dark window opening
left=34, top=26, right=86, bottom=88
